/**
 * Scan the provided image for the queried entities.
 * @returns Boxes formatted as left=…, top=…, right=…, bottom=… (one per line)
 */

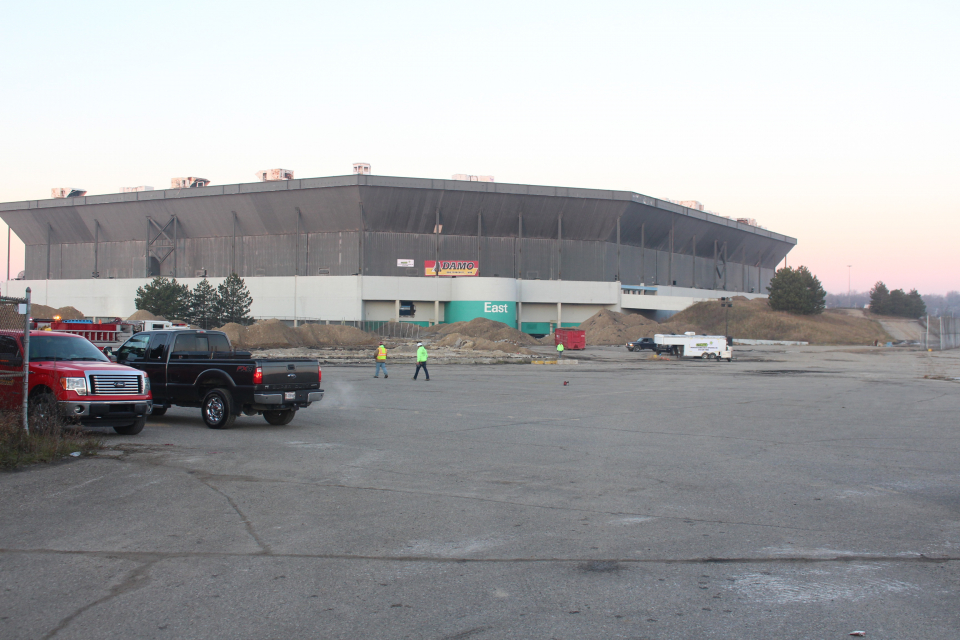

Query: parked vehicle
left=653, top=333, right=732, bottom=360
left=0, top=331, right=153, bottom=434
left=625, top=337, right=657, bottom=352
left=109, top=329, right=323, bottom=429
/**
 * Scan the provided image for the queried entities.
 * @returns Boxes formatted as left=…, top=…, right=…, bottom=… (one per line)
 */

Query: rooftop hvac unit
left=353, top=163, right=371, bottom=175
left=51, top=188, right=87, bottom=199
left=452, top=174, right=494, bottom=182
left=736, top=217, right=758, bottom=226
left=121, top=186, right=154, bottom=193
left=171, top=177, right=210, bottom=189
left=678, top=200, right=704, bottom=211
left=257, top=168, right=294, bottom=182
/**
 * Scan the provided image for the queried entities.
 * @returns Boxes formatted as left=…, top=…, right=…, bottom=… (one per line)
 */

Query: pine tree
left=906, top=289, right=926, bottom=317
left=134, top=276, right=190, bottom=319
left=216, top=273, right=253, bottom=325
left=188, top=278, right=220, bottom=329
left=767, top=266, right=825, bottom=315
left=869, top=282, right=889, bottom=314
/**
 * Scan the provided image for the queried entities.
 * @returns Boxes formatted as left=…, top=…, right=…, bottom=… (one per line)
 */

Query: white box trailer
left=654, top=333, right=732, bottom=361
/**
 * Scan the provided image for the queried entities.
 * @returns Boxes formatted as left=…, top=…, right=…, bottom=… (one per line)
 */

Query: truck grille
left=90, top=374, right=143, bottom=396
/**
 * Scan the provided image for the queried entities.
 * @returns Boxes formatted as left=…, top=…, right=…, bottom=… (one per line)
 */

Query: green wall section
left=444, top=301, right=517, bottom=328
left=520, top=322, right=580, bottom=335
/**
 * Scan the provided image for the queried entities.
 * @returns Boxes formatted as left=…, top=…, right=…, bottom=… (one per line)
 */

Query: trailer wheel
left=701, top=353, right=710, bottom=360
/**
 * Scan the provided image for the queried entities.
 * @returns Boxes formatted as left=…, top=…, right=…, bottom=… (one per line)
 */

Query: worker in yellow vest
left=556, top=341, right=565, bottom=359
left=374, top=342, right=388, bottom=379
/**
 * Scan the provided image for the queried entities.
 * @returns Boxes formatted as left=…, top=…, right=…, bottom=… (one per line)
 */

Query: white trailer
left=654, top=332, right=732, bottom=361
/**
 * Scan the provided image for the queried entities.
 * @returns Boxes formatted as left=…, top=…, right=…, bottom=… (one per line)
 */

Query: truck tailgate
left=259, top=360, right=320, bottom=390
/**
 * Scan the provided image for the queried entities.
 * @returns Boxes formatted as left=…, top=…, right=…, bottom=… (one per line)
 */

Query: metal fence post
left=940, top=316, right=944, bottom=351
left=22, top=287, right=31, bottom=433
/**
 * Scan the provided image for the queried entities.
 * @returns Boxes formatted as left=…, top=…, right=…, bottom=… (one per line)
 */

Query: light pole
left=720, top=297, right=733, bottom=338
left=847, top=265, right=852, bottom=306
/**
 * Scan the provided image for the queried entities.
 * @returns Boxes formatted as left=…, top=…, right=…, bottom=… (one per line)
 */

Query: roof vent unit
left=171, top=177, right=210, bottom=189
left=51, top=188, right=87, bottom=199
left=257, top=168, right=294, bottom=182
left=353, top=163, right=371, bottom=175
left=452, top=174, right=494, bottom=182
left=736, top=217, right=758, bottom=226
left=678, top=200, right=704, bottom=211
left=121, top=186, right=154, bottom=193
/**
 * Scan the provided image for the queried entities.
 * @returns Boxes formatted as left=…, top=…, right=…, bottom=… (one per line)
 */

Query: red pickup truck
left=0, top=330, right=153, bottom=435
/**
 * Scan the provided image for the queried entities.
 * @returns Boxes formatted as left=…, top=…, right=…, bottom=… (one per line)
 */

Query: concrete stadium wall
left=3, top=275, right=767, bottom=326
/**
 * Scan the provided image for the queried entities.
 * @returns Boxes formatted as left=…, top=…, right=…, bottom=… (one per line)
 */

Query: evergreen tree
left=869, top=282, right=890, bottom=314
left=134, top=276, right=190, bottom=319
left=767, top=266, right=825, bottom=315
left=188, top=278, right=220, bottom=329
left=216, top=273, right=253, bottom=325
left=906, top=289, right=926, bottom=317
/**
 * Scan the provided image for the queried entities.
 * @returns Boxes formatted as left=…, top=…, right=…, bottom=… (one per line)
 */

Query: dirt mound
left=30, top=304, right=85, bottom=320
left=436, top=332, right=538, bottom=355
left=217, top=322, right=245, bottom=345
left=296, top=323, right=379, bottom=347
left=657, top=297, right=891, bottom=345
left=426, top=318, right=541, bottom=346
left=127, top=309, right=164, bottom=321
left=577, top=309, right=660, bottom=345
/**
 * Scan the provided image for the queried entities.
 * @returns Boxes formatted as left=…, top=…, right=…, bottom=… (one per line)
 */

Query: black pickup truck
left=625, top=337, right=656, bottom=352
left=109, top=329, right=322, bottom=429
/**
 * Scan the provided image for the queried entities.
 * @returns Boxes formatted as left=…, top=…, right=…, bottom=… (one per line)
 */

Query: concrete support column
left=395, top=299, right=400, bottom=322
left=434, top=300, right=439, bottom=326
left=557, top=301, right=562, bottom=329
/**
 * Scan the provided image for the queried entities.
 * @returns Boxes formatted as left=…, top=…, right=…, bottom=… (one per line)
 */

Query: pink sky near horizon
left=1, top=1, right=957, bottom=295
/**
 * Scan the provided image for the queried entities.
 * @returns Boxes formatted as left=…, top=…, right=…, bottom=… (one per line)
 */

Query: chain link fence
left=0, top=289, right=31, bottom=431
left=920, top=316, right=960, bottom=350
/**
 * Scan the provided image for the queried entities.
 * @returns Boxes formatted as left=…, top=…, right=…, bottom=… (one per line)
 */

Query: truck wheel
left=114, top=416, right=146, bottom=435
left=202, top=388, right=236, bottom=429
left=263, top=410, right=295, bottom=426
left=150, top=406, right=167, bottom=416
left=29, top=390, right=63, bottom=433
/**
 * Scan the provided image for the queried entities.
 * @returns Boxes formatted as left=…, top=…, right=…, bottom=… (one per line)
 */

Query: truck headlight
left=60, top=377, right=87, bottom=395
left=143, top=375, right=151, bottom=392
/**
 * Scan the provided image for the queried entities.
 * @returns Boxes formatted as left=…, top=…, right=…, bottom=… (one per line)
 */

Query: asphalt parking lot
left=2, top=345, right=959, bottom=639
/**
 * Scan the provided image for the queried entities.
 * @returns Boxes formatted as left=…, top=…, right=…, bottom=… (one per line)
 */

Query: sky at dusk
left=1, top=1, right=957, bottom=294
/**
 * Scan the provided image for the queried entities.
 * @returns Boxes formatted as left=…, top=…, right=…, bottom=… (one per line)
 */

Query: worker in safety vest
left=414, top=342, right=430, bottom=381
left=374, top=342, right=388, bottom=378
left=556, top=341, right=565, bottom=359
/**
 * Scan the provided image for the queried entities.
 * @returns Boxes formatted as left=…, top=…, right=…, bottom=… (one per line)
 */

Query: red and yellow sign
left=424, top=260, right=480, bottom=277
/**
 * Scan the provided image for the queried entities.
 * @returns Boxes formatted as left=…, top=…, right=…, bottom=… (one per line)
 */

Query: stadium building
left=0, top=174, right=795, bottom=333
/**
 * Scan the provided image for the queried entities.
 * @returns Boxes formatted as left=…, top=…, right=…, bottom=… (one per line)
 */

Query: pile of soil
left=127, top=309, right=165, bottom=321
left=435, top=332, right=538, bottom=355
left=425, top=318, right=542, bottom=346
left=577, top=309, right=659, bottom=345
left=31, top=304, right=85, bottom=320
left=216, top=320, right=380, bottom=349
left=656, top=297, right=892, bottom=345
left=296, top=323, right=379, bottom=347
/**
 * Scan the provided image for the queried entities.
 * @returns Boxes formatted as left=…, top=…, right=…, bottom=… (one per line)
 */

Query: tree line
left=868, top=282, right=926, bottom=318
left=134, top=275, right=253, bottom=328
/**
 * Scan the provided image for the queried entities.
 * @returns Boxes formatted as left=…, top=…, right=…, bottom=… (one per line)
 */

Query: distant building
left=452, top=174, right=494, bottom=182
left=353, top=163, right=371, bottom=175
left=257, top=169, right=294, bottom=182
left=51, top=188, right=87, bottom=199
left=120, top=186, right=154, bottom=193
left=171, top=177, right=210, bottom=189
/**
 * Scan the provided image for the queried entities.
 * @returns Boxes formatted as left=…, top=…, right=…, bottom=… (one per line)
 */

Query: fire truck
left=30, top=318, right=185, bottom=352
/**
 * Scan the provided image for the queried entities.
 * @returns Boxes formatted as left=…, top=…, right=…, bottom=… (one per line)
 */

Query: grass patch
left=657, top=297, right=894, bottom=346
left=0, top=411, right=103, bottom=471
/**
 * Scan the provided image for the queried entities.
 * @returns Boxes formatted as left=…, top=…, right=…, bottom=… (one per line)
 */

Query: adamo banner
left=424, top=260, right=479, bottom=277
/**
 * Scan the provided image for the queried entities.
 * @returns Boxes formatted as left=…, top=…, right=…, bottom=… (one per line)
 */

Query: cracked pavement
left=2, top=345, right=959, bottom=639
